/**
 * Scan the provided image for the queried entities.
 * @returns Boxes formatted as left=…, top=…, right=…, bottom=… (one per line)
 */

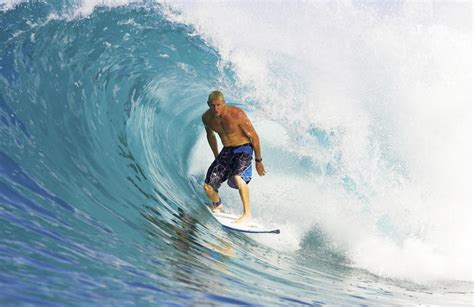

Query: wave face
left=0, top=1, right=472, bottom=305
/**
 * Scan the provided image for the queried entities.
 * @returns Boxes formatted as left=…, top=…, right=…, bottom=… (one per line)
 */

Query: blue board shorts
left=205, top=143, right=253, bottom=191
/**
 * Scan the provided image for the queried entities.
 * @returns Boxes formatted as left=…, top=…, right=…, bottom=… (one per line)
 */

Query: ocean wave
left=0, top=1, right=472, bottom=304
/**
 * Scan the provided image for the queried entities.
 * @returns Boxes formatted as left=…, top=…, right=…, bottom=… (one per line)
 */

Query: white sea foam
left=182, top=1, right=472, bottom=282
left=45, top=0, right=131, bottom=21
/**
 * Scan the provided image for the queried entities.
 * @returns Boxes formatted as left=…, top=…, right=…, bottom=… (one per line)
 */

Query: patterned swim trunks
left=205, top=143, right=253, bottom=191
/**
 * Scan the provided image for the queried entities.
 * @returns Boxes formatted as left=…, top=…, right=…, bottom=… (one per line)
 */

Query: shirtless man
left=202, top=90, right=266, bottom=223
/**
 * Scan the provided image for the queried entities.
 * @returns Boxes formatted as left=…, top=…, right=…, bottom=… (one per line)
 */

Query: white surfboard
left=208, top=209, right=280, bottom=234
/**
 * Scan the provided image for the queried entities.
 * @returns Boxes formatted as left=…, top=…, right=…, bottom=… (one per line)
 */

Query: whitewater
left=0, top=1, right=472, bottom=305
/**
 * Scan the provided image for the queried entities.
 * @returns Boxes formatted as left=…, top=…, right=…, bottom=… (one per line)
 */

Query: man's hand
left=256, top=162, right=266, bottom=176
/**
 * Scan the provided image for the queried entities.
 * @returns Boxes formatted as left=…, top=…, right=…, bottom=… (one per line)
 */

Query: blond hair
left=208, top=90, right=224, bottom=103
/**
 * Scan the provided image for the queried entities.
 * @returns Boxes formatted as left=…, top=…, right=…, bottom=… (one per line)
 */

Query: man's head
left=207, top=90, right=225, bottom=117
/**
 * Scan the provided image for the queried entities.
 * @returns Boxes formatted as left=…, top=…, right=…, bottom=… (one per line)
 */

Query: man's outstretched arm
left=238, top=111, right=266, bottom=176
left=202, top=116, right=219, bottom=158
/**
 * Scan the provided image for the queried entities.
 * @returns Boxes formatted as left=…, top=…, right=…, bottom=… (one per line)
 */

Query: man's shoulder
left=202, top=110, right=211, bottom=121
left=228, top=106, right=247, bottom=117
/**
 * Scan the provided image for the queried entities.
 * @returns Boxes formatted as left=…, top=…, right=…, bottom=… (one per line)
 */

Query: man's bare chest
left=209, top=118, right=240, bottom=134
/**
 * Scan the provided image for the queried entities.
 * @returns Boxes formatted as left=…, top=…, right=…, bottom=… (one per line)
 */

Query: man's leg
left=203, top=183, right=223, bottom=212
left=233, top=175, right=251, bottom=223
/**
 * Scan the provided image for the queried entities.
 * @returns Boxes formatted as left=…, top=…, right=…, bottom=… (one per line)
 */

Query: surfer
left=202, top=90, right=266, bottom=223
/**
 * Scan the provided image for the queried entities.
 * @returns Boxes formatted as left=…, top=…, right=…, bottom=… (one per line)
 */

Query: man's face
left=208, top=99, right=225, bottom=117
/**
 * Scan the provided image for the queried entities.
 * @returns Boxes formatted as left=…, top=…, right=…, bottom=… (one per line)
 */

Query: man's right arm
left=202, top=115, right=219, bottom=158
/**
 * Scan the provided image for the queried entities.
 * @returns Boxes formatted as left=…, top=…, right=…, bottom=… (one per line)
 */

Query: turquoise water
left=1, top=1, right=472, bottom=305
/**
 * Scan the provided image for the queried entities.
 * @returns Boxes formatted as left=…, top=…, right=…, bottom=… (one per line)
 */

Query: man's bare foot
left=210, top=203, right=223, bottom=213
left=233, top=214, right=251, bottom=224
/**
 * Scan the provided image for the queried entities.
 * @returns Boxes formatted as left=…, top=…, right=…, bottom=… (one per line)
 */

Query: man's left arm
left=238, top=111, right=266, bottom=176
